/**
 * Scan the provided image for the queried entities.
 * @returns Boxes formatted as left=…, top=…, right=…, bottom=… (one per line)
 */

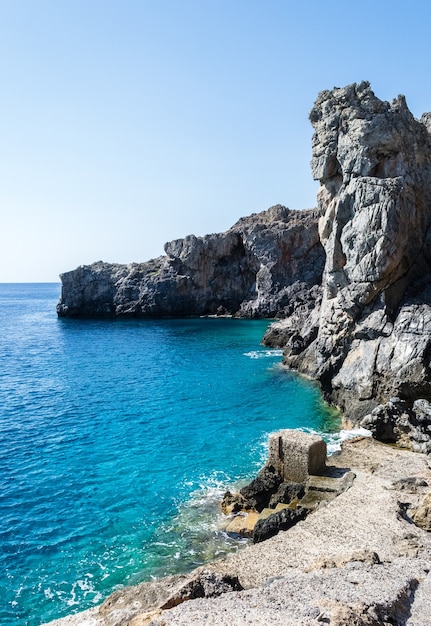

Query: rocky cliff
left=264, top=82, right=431, bottom=427
left=58, top=80, right=431, bottom=431
left=57, top=205, right=324, bottom=319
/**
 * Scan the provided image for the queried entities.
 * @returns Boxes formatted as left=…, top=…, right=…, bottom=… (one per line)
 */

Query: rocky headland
left=51, top=82, right=431, bottom=624
left=56, top=204, right=324, bottom=320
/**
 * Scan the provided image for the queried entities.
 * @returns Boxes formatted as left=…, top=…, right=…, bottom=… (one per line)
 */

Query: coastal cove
left=0, top=284, right=341, bottom=626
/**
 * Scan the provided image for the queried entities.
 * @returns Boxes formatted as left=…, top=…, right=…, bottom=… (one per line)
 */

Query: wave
left=299, top=426, right=372, bottom=455
left=243, top=349, right=284, bottom=359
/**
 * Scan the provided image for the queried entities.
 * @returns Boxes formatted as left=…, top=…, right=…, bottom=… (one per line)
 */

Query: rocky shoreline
left=49, top=82, right=431, bottom=624
left=46, top=435, right=431, bottom=626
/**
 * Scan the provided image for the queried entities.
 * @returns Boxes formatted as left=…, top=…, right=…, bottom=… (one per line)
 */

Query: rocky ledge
left=220, top=429, right=355, bottom=544
left=46, top=436, right=431, bottom=626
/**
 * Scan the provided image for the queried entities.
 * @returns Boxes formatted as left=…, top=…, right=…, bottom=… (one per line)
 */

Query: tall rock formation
left=265, top=81, right=431, bottom=422
left=57, top=205, right=324, bottom=319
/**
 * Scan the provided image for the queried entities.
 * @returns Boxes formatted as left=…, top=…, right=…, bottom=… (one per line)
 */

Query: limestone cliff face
left=265, top=82, right=431, bottom=422
left=57, top=205, right=324, bottom=318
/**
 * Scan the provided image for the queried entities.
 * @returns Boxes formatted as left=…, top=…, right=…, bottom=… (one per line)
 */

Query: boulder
left=97, top=568, right=243, bottom=622
left=411, top=492, right=431, bottom=532
left=361, top=397, right=431, bottom=454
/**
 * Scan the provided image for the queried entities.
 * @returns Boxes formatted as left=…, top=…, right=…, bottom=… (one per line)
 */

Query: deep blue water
left=0, top=284, right=340, bottom=626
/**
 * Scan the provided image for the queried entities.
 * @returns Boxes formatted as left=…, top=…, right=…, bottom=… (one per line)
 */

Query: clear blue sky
left=1, top=0, right=430, bottom=281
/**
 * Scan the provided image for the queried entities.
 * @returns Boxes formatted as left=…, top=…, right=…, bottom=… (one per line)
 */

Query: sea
left=0, top=283, right=362, bottom=626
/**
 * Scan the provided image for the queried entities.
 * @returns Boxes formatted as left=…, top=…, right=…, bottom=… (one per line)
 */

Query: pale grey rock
left=311, top=83, right=431, bottom=413
left=264, top=82, right=431, bottom=424
left=361, top=397, right=431, bottom=454
left=51, top=570, right=242, bottom=626
left=407, top=570, right=431, bottom=626
left=148, top=562, right=423, bottom=626
left=411, top=492, right=431, bottom=532
left=57, top=205, right=324, bottom=319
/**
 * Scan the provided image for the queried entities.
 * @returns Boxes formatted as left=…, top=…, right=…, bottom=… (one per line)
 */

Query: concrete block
left=267, top=429, right=326, bottom=482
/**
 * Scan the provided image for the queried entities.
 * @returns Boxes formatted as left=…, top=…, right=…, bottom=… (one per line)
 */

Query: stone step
left=306, top=471, right=355, bottom=495
left=225, top=512, right=259, bottom=537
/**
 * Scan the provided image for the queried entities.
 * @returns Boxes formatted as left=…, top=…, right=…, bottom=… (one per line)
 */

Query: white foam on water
left=67, top=577, right=104, bottom=607
left=44, top=588, right=54, bottom=600
left=299, top=426, right=372, bottom=455
left=146, top=471, right=252, bottom=577
left=144, top=426, right=372, bottom=582
left=243, top=349, right=284, bottom=359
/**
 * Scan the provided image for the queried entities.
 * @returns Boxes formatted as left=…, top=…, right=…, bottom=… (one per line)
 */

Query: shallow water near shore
left=0, top=284, right=342, bottom=626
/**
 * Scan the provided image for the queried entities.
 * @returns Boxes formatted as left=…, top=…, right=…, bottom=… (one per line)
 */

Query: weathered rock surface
left=57, top=205, right=324, bottom=319
left=267, top=428, right=327, bottom=482
left=362, top=397, right=431, bottom=454
left=45, top=438, right=431, bottom=626
left=221, top=431, right=355, bottom=546
left=235, top=464, right=283, bottom=512
left=264, top=82, right=431, bottom=425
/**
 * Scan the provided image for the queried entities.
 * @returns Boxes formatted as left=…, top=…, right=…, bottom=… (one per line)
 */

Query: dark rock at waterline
left=221, top=466, right=285, bottom=514
left=238, top=466, right=283, bottom=512
left=268, top=481, right=305, bottom=508
left=253, top=506, right=307, bottom=544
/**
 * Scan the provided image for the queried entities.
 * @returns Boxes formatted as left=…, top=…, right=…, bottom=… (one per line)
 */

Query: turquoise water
left=0, top=284, right=340, bottom=626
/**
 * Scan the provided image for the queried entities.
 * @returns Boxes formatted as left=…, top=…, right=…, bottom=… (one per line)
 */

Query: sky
left=1, top=0, right=431, bottom=282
